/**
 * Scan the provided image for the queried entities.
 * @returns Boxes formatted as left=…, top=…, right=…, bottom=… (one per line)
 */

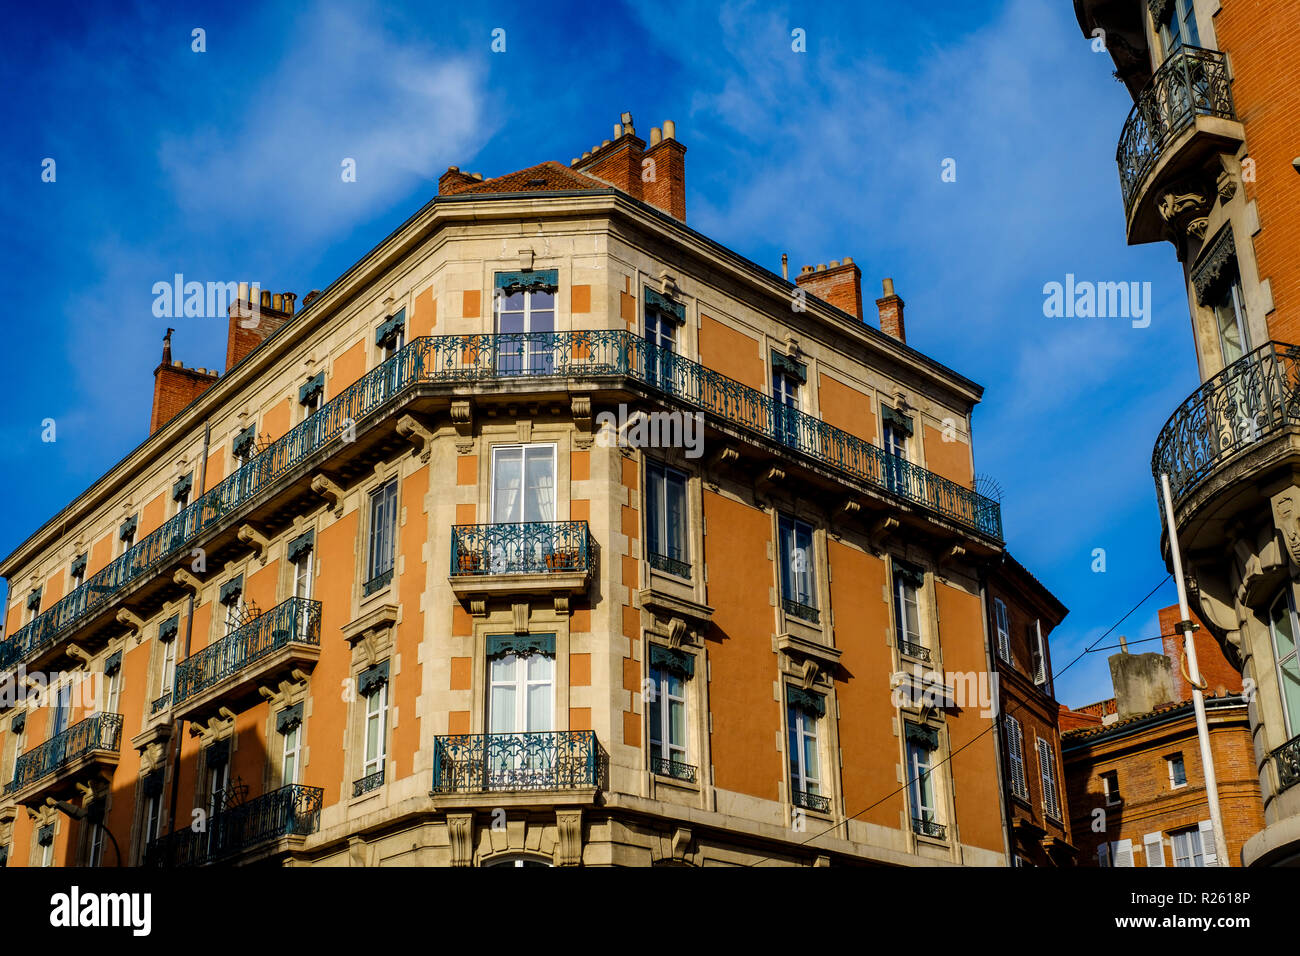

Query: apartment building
left=1074, top=0, right=1300, bottom=865
left=1, top=111, right=1031, bottom=867
left=1060, top=605, right=1264, bottom=866
left=987, top=555, right=1074, bottom=866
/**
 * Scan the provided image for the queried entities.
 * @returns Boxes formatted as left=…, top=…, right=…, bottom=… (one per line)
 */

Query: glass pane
left=669, top=699, right=686, bottom=748
left=493, top=449, right=523, bottom=523
left=1282, top=662, right=1300, bottom=739
left=649, top=687, right=663, bottom=747
left=526, top=682, right=551, bottom=732
left=666, top=474, right=687, bottom=560
left=528, top=652, right=554, bottom=682
left=779, top=519, right=795, bottom=601
left=646, top=466, right=663, bottom=556
left=523, top=448, right=555, bottom=522
left=490, top=680, right=516, bottom=734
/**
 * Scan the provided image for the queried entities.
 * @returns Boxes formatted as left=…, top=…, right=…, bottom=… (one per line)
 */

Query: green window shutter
left=286, top=530, right=315, bottom=563
left=494, top=269, right=559, bottom=295
left=905, top=722, right=939, bottom=749
left=104, top=650, right=122, bottom=676
left=218, top=576, right=243, bottom=607
left=276, top=702, right=304, bottom=735
left=882, top=405, right=914, bottom=438
left=787, top=686, right=826, bottom=718
left=232, top=425, right=257, bottom=460
left=770, top=350, right=807, bottom=385
left=70, top=553, right=88, bottom=578
left=358, top=660, right=390, bottom=697
left=645, top=288, right=686, bottom=324
left=25, top=587, right=41, bottom=611
left=486, top=634, right=556, bottom=659
left=119, top=515, right=139, bottom=541
left=158, top=614, right=180, bottom=643
left=375, top=309, right=407, bottom=346
left=298, top=372, right=325, bottom=406
left=649, top=644, right=695, bottom=679
left=172, top=472, right=193, bottom=502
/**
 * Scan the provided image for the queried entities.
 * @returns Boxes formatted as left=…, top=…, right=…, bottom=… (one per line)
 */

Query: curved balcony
left=1152, top=342, right=1300, bottom=541
left=6, top=712, right=123, bottom=807
left=144, top=783, right=323, bottom=867
left=171, top=596, right=322, bottom=725
left=431, top=730, right=606, bottom=796
left=449, top=520, right=591, bottom=604
left=1, top=331, right=1001, bottom=675
left=1117, top=46, right=1242, bottom=244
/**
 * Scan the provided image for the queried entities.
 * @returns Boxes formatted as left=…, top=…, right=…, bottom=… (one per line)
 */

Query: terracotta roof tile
left=455, top=161, right=609, bottom=196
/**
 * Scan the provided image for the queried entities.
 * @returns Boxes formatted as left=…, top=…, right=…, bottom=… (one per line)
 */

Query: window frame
left=1168, top=752, right=1188, bottom=789
left=489, top=443, right=558, bottom=525
left=648, top=659, right=690, bottom=773
left=993, top=598, right=1011, bottom=662
left=777, top=513, right=818, bottom=623
left=645, top=460, right=690, bottom=577
left=1037, top=735, right=1063, bottom=822
left=787, top=699, right=823, bottom=801
left=365, top=478, right=400, bottom=591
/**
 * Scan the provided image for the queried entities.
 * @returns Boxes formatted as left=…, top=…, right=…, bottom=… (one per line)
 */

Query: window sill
left=651, top=771, right=701, bottom=795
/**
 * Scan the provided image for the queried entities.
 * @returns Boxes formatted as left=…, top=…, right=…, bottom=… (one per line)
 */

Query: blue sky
left=0, top=0, right=1193, bottom=706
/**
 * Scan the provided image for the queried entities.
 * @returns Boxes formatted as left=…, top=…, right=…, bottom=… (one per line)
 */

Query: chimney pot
left=882, top=277, right=895, bottom=296
left=614, top=123, right=623, bottom=139
left=663, top=120, right=676, bottom=139
left=471, top=172, right=482, bottom=181
left=816, top=263, right=826, bottom=272
left=876, top=278, right=906, bottom=343
left=650, top=127, right=662, bottom=146
left=843, top=256, right=853, bottom=265
left=601, top=139, right=610, bottom=147
left=621, top=111, right=633, bottom=126
left=829, top=260, right=840, bottom=268
left=237, top=281, right=249, bottom=303
left=272, top=293, right=283, bottom=311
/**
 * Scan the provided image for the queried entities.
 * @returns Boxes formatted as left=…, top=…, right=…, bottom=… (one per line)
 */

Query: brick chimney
left=876, top=277, right=905, bottom=343
left=226, top=283, right=297, bottom=371
left=151, top=328, right=219, bottom=434
left=438, top=166, right=480, bottom=195
left=795, top=258, right=863, bottom=319
left=573, top=113, right=687, bottom=222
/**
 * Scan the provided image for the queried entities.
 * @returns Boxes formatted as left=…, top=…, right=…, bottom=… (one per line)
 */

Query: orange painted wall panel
left=328, top=340, right=366, bottom=401
left=818, top=374, right=877, bottom=445
left=392, top=465, right=429, bottom=779
left=261, top=398, right=292, bottom=443
left=699, top=316, right=765, bottom=392
left=140, top=492, right=166, bottom=539
left=922, top=424, right=973, bottom=489
left=411, top=288, right=436, bottom=338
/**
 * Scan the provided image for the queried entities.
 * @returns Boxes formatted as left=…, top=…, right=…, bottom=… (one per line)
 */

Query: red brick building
left=1060, top=605, right=1263, bottom=867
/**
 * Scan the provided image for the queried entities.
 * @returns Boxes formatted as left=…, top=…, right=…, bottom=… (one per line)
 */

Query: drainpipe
left=164, top=421, right=209, bottom=855
left=978, top=561, right=1016, bottom=867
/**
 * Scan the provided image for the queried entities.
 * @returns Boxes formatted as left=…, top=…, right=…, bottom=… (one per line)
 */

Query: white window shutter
left=1144, top=832, right=1165, bottom=867
left=1115, top=839, right=1134, bottom=867
left=1006, top=716, right=1027, bottom=799
left=1199, top=820, right=1218, bottom=866
left=1098, top=842, right=1110, bottom=867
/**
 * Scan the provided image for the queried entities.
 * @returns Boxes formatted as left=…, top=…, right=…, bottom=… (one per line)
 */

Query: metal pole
left=1160, top=473, right=1230, bottom=865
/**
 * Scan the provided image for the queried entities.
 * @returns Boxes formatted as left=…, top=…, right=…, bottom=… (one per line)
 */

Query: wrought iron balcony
left=898, top=639, right=931, bottom=663
left=172, top=597, right=321, bottom=716
left=1151, top=342, right=1300, bottom=508
left=2, top=330, right=1000, bottom=674
left=649, top=551, right=691, bottom=578
left=145, top=783, right=323, bottom=867
left=8, top=712, right=122, bottom=801
left=782, top=597, right=820, bottom=625
left=363, top=568, right=393, bottom=595
left=151, top=693, right=171, bottom=715
left=912, top=816, right=948, bottom=840
left=792, top=788, right=830, bottom=814
left=450, top=521, right=591, bottom=576
left=1117, top=46, right=1236, bottom=216
left=352, top=769, right=384, bottom=797
left=1271, top=733, right=1300, bottom=795
left=431, top=730, right=605, bottom=794
left=651, top=756, right=698, bottom=783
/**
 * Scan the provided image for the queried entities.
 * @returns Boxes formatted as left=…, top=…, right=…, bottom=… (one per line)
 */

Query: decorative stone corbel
left=938, top=544, right=967, bottom=570
left=115, top=608, right=146, bottom=639
left=258, top=670, right=310, bottom=708
left=237, top=524, right=270, bottom=564
left=518, top=246, right=535, bottom=272
left=870, top=515, right=900, bottom=552
left=450, top=400, right=474, bottom=454
left=836, top=499, right=862, bottom=520
left=571, top=395, right=594, bottom=450
left=173, top=568, right=203, bottom=594
left=311, top=474, right=345, bottom=517
left=670, top=826, right=693, bottom=863
left=758, top=467, right=786, bottom=488
left=512, top=602, right=530, bottom=635
left=667, top=617, right=688, bottom=648
left=396, top=414, right=434, bottom=463
left=65, top=644, right=92, bottom=667
left=447, top=813, right=475, bottom=867
left=553, top=595, right=570, bottom=616
left=555, top=809, right=584, bottom=866
left=341, top=604, right=399, bottom=668
left=469, top=598, right=488, bottom=618
left=711, top=446, right=740, bottom=470
left=798, top=657, right=820, bottom=690
left=657, top=270, right=678, bottom=299
left=1271, top=489, right=1300, bottom=569
left=1157, top=177, right=1213, bottom=243
left=1216, top=160, right=1238, bottom=202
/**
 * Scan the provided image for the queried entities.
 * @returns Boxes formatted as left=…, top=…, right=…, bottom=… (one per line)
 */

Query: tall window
left=363, top=676, right=389, bottom=781
left=282, top=720, right=301, bottom=787
left=771, top=353, right=804, bottom=447
left=1211, top=273, right=1249, bottom=366
left=1102, top=769, right=1122, bottom=805
left=488, top=640, right=554, bottom=735
left=495, top=275, right=555, bottom=375
left=142, top=791, right=161, bottom=852
left=87, top=811, right=104, bottom=867
left=39, top=827, right=54, bottom=868
left=893, top=563, right=924, bottom=658
left=206, top=749, right=230, bottom=818
left=648, top=647, right=693, bottom=780
left=787, top=690, right=824, bottom=809
left=906, top=725, right=940, bottom=833
left=365, top=480, right=399, bottom=594
left=159, top=638, right=176, bottom=700
left=491, top=445, right=556, bottom=524
left=1157, top=0, right=1200, bottom=58
left=881, top=406, right=912, bottom=493
left=51, top=682, right=72, bottom=738
left=778, top=514, right=818, bottom=624
left=1037, top=736, right=1062, bottom=821
left=105, top=663, right=122, bottom=715
left=293, top=544, right=314, bottom=600
left=1004, top=715, right=1028, bottom=800
left=646, top=462, right=689, bottom=577
left=1268, top=590, right=1300, bottom=738
left=69, top=554, right=87, bottom=592
left=1168, top=752, right=1188, bottom=789
left=1171, top=827, right=1205, bottom=867
left=993, top=598, right=1011, bottom=662
left=377, top=308, right=406, bottom=360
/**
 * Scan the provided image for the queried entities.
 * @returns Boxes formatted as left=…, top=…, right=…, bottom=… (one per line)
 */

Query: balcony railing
left=651, top=756, right=698, bottom=783
left=450, top=521, right=591, bottom=576
left=792, top=788, right=830, bottom=813
left=1271, top=734, right=1300, bottom=794
left=1151, top=342, right=1300, bottom=506
left=150, top=693, right=171, bottom=715
left=172, top=597, right=322, bottom=706
left=8, top=712, right=122, bottom=795
left=2, top=331, right=1001, bottom=673
left=352, top=769, right=385, bottom=797
left=1117, top=46, right=1236, bottom=215
left=898, top=639, right=931, bottom=663
left=431, top=730, right=604, bottom=793
left=912, top=816, right=948, bottom=840
left=782, top=597, right=820, bottom=625
left=648, top=551, right=691, bottom=578
left=145, top=784, right=323, bottom=867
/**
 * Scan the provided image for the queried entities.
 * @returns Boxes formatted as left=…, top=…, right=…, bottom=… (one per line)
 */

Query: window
left=51, top=682, right=72, bottom=738
left=778, top=514, right=818, bottom=624
left=39, top=826, right=54, bottom=868
left=1037, top=736, right=1062, bottom=821
left=142, top=793, right=161, bottom=850
left=1005, top=715, right=1028, bottom=800
left=649, top=647, right=693, bottom=780
left=282, top=720, right=301, bottom=787
left=491, top=445, right=556, bottom=524
left=1157, top=0, right=1200, bottom=58
left=119, top=515, right=138, bottom=554
left=299, top=372, right=324, bottom=416
left=787, top=690, right=825, bottom=811
left=377, top=308, right=406, bottom=360
left=1168, top=752, right=1188, bottom=789
left=172, top=472, right=193, bottom=514
left=1144, top=832, right=1166, bottom=867
left=1102, top=769, right=1122, bottom=805
left=906, top=724, right=942, bottom=836
left=365, top=479, right=399, bottom=594
left=1171, top=827, right=1205, bottom=867
left=205, top=747, right=230, bottom=818
left=1268, top=590, right=1300, bottom=738
left=69, top=553, right=87, bottom=591
left=25, top=588, right=41, bottom=624
left=893, top=563, right=924, bottom=659
left=494, top=274, right=555, bottom=375
left=105, top=663, right=122, bottom=715
left=488, top=639, right=554, bottom=735
left=87, top=812, right=104, bottom=867
left=646, top=462, right=689, bottom=577
left=361, top=667, right=390, bottom=781
left=881, top=405, right=912, bottom=493
left=1211, top=273, right=1249, bottom=366
left=770, top=352, right=805, bottom=447
left=292, top=542, right=314, bottom=600
left=993, top=598, right=1011, bottom=662
left=159, top=637, right=176, bottom=700
left=644, top=289, right=684, bottom=389
left=1030, top=620, right=1049, bottom=688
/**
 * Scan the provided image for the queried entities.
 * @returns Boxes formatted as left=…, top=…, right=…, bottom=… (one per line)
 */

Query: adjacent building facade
left=1060, top=605, right=1264, bottom=866
left=1074, top=0, right=1300, bottom=864
left=1, top=112, right=1040, bottom=867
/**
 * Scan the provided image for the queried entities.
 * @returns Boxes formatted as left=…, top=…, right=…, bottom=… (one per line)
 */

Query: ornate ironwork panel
left=1273, top=734, right=1300, bottom=794
left=450, top=521, right=591, bottom=576
left=782, top=598, right=821, bottom=625
left=898, top=639, right=931, bottom=663
left=172, top=597, right=321, bottom=706
left=912, top=816, right=948, bottom=840
left=352, top=769, right=385, bottom=797
left=431, top=731, right=604, bottom=793
left=649, top=551, right=692, bottom=578
left=792, top=788, right=831, bottom=813
left=651, top=756, right=698, bottom=783
left=145, top=783, right=324, bottom=867
left=10, top=712, right=123, bottom=793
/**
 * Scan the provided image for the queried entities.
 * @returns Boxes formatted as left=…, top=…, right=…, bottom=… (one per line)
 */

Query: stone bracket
left=555, top=808, right=584, bottom=866
left=396, top=414, right=435, bottom=463
left=173, top=568, right=203, bottom=594
left=237, top=523, right=270, bottom=564
left=571, top=395, right=594, bottom=450
left=447, top=812, right=475, bottom=867
left=311, top=474, right=345, bottom=517
left=450, top=400, right=475, bottom=454
left=115, top=608, right=146, bottom=639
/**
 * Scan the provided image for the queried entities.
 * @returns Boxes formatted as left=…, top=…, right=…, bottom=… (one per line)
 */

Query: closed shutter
left=994, top=600, right=1011, bottom=662
left=1098, top=842, right=1110, bottom=867
left=1006, top=716, right=1028, bottom=799
left=1114, top=839, right=1134, bottom=867
left=1144, top=832, right=1165, bottom=867
left=1199, top=820, right=1218, bottom=866
left=1036, top=737, right=1062, bottom=819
